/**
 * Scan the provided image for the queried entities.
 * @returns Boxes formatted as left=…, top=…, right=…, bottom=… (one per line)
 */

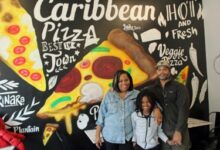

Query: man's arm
left=172, top=83, right=190, bottom=145
left=175, top=83, right=190, bottom=132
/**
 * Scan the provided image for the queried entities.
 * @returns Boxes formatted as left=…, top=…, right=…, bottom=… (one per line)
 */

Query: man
left=146, top=60, right=191, bottom=150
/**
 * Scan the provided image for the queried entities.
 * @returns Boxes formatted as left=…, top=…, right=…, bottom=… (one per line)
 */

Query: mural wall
left=0, top=0, right=208, bottom=149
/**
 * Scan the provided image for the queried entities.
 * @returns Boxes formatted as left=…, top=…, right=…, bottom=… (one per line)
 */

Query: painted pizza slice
left=37, top=40, right=150, bottom=134
left=0, top=0, right=46, bottom=91
left=175, top=65, right=189, bottom=85
left=42, top=123, right=59, bottom=146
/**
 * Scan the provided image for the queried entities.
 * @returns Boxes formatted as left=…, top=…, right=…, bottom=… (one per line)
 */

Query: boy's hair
left=136, top=90, right=156, bottom=115
left=112, top=70, right=133, bottom=92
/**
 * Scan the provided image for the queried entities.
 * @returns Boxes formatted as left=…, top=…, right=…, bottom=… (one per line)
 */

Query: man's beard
left=158, top=75, right=170, bottom=81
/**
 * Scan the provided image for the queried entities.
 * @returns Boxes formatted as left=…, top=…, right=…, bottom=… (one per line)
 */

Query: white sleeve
left=131, top=112, right=137, bottom=142
left=158, top=124, right=168, bottom=143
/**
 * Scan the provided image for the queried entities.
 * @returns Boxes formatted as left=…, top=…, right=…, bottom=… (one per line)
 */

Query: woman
left=96, top=70, right=139, bottom=150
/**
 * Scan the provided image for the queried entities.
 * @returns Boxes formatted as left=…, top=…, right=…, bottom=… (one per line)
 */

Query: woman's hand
left=95, top=125, right=102, bottom=149
left=95, top=135, right=102, bottom=149
left=153, top=107, right=162, bottom=125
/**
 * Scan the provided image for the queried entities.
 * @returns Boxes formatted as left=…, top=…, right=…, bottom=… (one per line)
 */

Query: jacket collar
left=113, top=89, right=135, bottom=100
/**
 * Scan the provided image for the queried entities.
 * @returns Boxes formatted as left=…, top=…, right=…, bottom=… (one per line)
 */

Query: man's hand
left=172, top=131, right=182, bottom=145
left=153, top=107, right=162, bottom=125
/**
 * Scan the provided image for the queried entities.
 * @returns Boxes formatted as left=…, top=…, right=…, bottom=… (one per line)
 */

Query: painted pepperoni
left=31, top=72, right=41, bottom=81
left=55, top=68, right=81, bottom=93
left=3, top=13, right=13, bottom=22
left=19, top=36, right=30, bottom=45
left=80, top=59, right=90, bottom=69
left=47, top=127, right=52, bottom=132
left=13, top=57, right=25, bottom=66
left=14, top=46, right=26, bottom=54
left=124, top=60, right=131, bottom=65
left=19, top=69, right=30, bottom=77
left=84, top=75, right=92, bottom=80
left=92, top=56, right=123, bottom=79
left=7, top=25, right=20, bottom=34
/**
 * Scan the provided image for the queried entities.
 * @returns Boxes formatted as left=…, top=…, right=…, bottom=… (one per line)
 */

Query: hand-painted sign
left=0, top=0, right=208, bottom=149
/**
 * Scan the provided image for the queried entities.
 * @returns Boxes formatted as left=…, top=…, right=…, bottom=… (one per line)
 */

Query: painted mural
left=0, top=0, right=208, bottom=149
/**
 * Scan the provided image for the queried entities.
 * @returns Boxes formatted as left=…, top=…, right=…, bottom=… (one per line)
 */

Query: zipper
left=161, top=84, right=168, bottom=106
left=144, top=117, right=148, bottom=149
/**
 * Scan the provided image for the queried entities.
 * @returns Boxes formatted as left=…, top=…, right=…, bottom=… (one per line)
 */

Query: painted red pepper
left=0, top=118, right=25, bottom=150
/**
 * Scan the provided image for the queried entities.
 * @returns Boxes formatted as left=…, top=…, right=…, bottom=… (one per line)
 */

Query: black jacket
left=144, top=79, right=190, bottom=135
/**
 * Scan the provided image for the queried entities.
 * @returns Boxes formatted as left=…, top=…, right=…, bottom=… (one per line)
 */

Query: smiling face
left=118, top=73, right=131, bottom=93
left=141, top=96, right=152, bottom=114
left=156, top=66, right=171, bottom=81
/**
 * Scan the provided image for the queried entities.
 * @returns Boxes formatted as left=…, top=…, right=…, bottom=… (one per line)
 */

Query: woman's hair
left=136, top=90, right=156, bottom=115
left=112, top=70, right=133, bottom=92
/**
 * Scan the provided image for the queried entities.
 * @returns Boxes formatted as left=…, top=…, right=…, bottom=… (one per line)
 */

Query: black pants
left=104, top=139, right=134, bottom=150
left=134, top=144, right=160, bottom=150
